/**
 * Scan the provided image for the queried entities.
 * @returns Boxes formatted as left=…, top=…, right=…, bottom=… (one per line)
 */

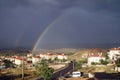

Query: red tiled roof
left=88, top=53, right=104, bottom=57
left=16, top=57, right=26, bottom=61
left=110, top=47, right=120, bottom=50
left=58, top=53, right=66, bottom=56
left=33, top=56, right=40, bottom=58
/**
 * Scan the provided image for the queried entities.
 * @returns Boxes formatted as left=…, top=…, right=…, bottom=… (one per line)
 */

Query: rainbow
left=32, top=14, right=63, bottom=52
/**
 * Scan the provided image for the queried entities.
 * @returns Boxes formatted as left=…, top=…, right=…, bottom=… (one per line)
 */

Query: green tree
left=3, top=59, right=14, bottom=68
left=75, top=60, right=87, bottom=70
left=91, top=62, right=97, bottom=65
left=54, top=57, right=59, bottom=63
left=35, top=60, right=54, bottom=80
left=115, top=59, right=120, bottom=67
left=100, top=59, right=108, bottom=65
left=105, top=54, right=109, bottom=59
left=47, top=58, right=53, bottom=63
left=75, top=62, right=82, bottom=70
left=61, top=59, right=67, bottom=62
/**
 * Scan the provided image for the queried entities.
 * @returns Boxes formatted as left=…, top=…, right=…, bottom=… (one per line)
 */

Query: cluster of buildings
left=87, top=47, right=120, bottom=65
left=0, top=47, right=120, bottom=68
left=107, top=47, right=120, bottom=61
left=0, top=52, right=68, bottom=67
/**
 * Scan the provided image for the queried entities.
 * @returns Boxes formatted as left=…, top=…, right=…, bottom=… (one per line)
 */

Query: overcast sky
left=0, top=0, right=120, bottom=49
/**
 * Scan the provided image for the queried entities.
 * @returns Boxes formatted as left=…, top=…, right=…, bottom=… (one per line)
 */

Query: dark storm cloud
left=0, top=0, right=30, bottom=7
left=0, top=0, right=60, bottom=48
left=0, top=0, right=120, bottom=49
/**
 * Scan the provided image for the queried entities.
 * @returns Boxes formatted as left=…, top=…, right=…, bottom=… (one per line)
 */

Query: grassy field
left=79, top=65, right=116, bottom=74
left=0, top=67, right=38, bottom=80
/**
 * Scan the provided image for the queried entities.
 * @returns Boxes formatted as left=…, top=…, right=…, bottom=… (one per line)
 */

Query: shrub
left=100, top=59, right=108, bottom=65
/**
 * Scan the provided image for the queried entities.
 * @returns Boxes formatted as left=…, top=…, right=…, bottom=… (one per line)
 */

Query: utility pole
left=73, top=60, right=75, bottom=70
left=22, top=59, right=24, bottom=80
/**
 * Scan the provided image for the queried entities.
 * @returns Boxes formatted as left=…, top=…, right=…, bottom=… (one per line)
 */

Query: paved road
left=50, top=61, right=74, bottom=80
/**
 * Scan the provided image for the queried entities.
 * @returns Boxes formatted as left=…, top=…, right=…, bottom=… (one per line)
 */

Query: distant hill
left=34, top=48, right=80, bottom=54
left=68, top=48, right=107, bottom=61
left=0, top=48, right=30, bottom=55
left=52, top=48, right=80, bottom=53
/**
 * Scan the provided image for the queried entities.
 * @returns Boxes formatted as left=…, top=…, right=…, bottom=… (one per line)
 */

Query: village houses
left=39, top=53, right=57, bottom=60
left=87, top=52, right=105, bottom=65
left=39, top=53, right=68, bottom=60
left=0, top=52, right=68, bottom=67
left=107, top=47, right=120, bottom=61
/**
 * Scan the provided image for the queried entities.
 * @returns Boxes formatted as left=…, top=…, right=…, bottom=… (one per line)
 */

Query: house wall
left=14, top=59, right=22, bottom=65
left=88, top=57, right=105, bottom=65
left=57, top=55, right=68, bottom=60
left=108, top=50, right=120, bottom=60
left=32, top=57, right=40, bottom=64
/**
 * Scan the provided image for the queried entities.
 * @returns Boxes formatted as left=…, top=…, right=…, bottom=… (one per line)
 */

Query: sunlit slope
left=68, top=48, right=107, bottom=61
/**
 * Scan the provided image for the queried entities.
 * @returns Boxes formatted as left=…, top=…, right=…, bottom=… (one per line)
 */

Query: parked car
left=72, top=71, right=81, bottom=77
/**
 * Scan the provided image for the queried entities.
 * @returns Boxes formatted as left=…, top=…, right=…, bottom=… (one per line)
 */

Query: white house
left=44, top=53, right=53, bottom=60
left=32, top=56, right=40, bottom=64
left=14, top=57, right=26, bottom=66
left=88, top=53, right=105, bottom=65
left=27, top=54, right=32, bottom=62
left=39, top=53, right=46, bottom=59
left=40, top=53, right=57, bottom=60
left=108, top=47, right=120, bottom=61
left=27, top=53, right=33, bottom=58
left=57, top=54, right=68, bottom=60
